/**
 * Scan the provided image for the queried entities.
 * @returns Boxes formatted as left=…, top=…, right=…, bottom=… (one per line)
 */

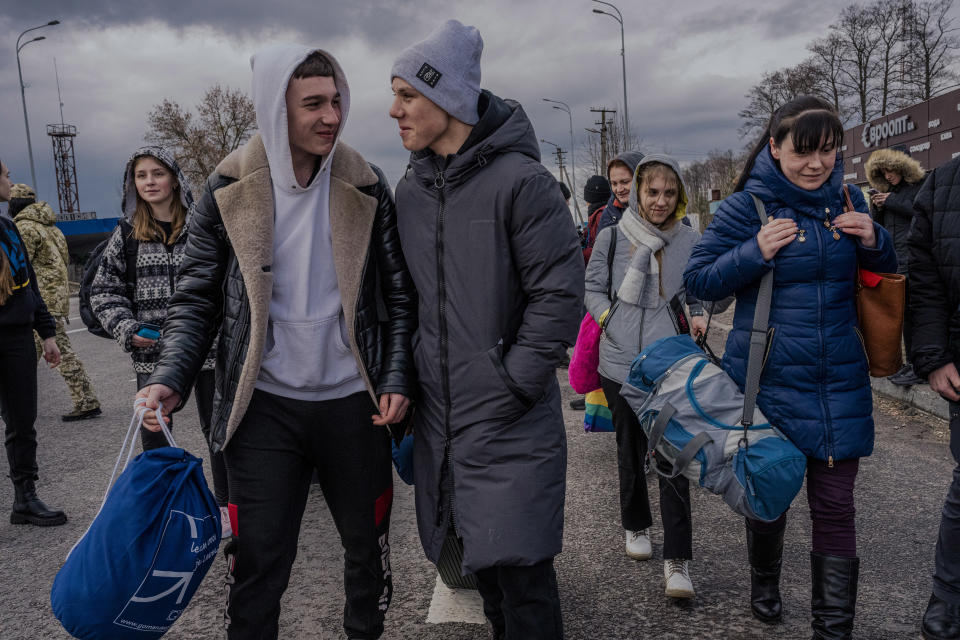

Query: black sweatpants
left=0, top=326, right=39, bottom=486
left=137, top=370, right=228, bottom=505
left=223, top=389, right=393, bottom=640
left=601, top=376, right=693, bottom=560
left=475, top=558, right=563, bottom=640
left=934, top=403, right=960, bottom=605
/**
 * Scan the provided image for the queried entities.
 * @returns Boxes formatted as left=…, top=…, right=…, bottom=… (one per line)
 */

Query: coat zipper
left=434, top=169, right=458, bottom=535
left=815, top=209, right=835, bottom=467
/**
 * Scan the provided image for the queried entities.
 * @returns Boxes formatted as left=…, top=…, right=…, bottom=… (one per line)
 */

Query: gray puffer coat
left=395, top=91, right=584, bottom=573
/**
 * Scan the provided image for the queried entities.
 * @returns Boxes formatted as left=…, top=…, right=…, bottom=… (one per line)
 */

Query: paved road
left=0, top=300, right=953, bottom=639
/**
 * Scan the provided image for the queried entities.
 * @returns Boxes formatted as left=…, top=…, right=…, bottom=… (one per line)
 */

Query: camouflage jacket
left=14, top=202, right=70, bottom=317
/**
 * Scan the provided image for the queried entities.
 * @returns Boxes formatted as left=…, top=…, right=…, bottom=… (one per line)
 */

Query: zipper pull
left=434, top=171, right=445, bottom=190
left=828, top=455, right=834, bottom=468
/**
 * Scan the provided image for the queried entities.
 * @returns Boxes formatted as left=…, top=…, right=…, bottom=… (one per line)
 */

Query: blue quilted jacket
left=684, top=148, right=897, bottom=463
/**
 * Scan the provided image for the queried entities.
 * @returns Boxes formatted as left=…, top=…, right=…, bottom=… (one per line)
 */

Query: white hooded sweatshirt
left=250, top=45, right=366, bottom=401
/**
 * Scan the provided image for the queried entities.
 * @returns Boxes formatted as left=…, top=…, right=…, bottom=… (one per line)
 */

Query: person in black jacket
left=0, top=158, right=65, bottom=526
left=866, top=148, right=926, bottom=386
left=908, top=155, right=960, bottom=640
left=390, top=20, right=583, bottom=640
left=137, top=48, right=416, bottom=640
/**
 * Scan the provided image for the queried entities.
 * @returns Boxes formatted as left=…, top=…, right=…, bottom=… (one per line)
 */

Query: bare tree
left=145, top=85, right=257, bottom=191
left=738, top=62, right=823, bottom=139
left=872, top=0, right=911, bottom=114
left=682, top=149, right=747, bottom=230
left=832, top=4, right=883, bottom=123
left=902, top=0, right=960, bottom=101
left=809, top=35, right=850, bottom=117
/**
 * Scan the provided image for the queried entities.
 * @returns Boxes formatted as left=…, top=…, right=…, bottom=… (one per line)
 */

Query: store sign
left=861, top=115, right=915, bottom=148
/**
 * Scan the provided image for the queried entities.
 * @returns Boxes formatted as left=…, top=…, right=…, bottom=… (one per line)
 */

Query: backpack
left=617, top=194, right=807, bottom=523
left=79, top=219, right=138, bottom=338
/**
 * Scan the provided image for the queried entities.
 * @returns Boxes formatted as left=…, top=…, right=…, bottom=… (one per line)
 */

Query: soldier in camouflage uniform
left=10, top=184, right=101, bottom=421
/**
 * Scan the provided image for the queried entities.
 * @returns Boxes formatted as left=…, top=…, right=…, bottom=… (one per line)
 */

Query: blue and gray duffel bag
left=620, top=334, right=806, bottom=522
left=619, top=193, right=806, bottom=523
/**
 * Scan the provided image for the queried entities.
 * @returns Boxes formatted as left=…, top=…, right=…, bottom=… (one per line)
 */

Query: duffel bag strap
left=646, top=404, right=677, bottom=458
left=666, top=432, right=714, bottom=480
left=742, top=194, right=775, bottom=436
left=646, top=403, right=714, bottom=480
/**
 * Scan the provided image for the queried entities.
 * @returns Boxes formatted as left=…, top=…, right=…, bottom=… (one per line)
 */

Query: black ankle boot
left=11, top=480, right=67, bottom=526
left=922, top=593, right=960, bottom=640
left=810, top=552, right=859, bottom=640
left=746, top=521, right=784, bottom=623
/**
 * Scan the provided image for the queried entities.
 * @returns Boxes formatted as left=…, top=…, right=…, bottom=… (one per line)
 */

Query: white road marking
left=425, top=573, right=485, bottom=624
left=66, top=327, right=88, bottom=334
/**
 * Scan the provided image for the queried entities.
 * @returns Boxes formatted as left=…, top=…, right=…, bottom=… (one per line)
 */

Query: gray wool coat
left=395, top=92, right=584, bottom=573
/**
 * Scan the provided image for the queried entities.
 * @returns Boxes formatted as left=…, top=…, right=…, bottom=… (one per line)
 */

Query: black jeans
left=475, top=558, right=563, bottom=640
left=223, top=389, right=393, bottom=640
left=601, top=376, right=693, bottom=559
left=934, top=403, right=960, bottom=605
left=137, top=370, right=228, bottom=505
left=0, top=326, right=39, bottom=486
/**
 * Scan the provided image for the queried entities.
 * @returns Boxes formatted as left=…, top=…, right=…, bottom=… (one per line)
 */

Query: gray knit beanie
left=390, top=19, right=483, bottom=125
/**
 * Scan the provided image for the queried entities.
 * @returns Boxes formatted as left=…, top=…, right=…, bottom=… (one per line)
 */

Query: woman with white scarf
left=584, top=155, right=705, bottom=599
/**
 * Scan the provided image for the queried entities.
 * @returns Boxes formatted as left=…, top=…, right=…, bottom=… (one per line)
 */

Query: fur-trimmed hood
left=865, top=148, right=926, bottom=192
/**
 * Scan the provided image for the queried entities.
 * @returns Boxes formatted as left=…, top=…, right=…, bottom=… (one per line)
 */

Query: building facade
left=842, top=87, right=960, bottom=185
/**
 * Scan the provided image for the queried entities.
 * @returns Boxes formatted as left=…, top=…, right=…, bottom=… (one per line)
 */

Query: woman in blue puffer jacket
left=684, top=96, right=896, bottom=639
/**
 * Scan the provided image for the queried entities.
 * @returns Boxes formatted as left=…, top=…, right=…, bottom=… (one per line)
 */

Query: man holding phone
left=908, top=155, right=960, bottom=640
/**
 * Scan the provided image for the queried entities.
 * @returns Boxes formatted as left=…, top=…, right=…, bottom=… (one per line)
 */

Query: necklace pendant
left=833, top=231, right=841, bottom=240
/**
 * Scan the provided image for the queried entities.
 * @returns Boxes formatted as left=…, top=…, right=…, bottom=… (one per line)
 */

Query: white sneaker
left=664, top=559, right=695, bottom=598
left=625, top=529, right=652, bottom=560
left=219, top=506, right=232, bottom=539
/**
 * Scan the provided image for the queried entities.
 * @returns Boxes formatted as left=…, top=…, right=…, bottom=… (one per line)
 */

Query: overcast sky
left=1, top=0, right=948, bottom=220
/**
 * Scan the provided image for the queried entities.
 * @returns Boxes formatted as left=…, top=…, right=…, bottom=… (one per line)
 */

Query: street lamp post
left=17, top=19, right=60, bottom=193
left=592, top=1, right=628, bottom=146
left=542, top=97, right=582, bottom=221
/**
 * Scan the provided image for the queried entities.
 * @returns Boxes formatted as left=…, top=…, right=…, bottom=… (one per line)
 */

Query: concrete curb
left=870, top=375, right=949, bottom=420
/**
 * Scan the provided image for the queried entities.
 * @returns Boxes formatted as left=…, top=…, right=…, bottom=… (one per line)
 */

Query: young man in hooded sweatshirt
left=389, top=20, right=584, bottom=640
left=138, top=47, right=417, bottom=640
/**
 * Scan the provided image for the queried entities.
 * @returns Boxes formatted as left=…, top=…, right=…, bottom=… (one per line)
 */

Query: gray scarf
left=617, top=210, right=679, bottom=307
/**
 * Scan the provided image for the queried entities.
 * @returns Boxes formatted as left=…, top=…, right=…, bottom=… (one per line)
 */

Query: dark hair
left=734, top=95, right=843, bottom=192
left=8, top=198, right=34, bottom=218
left=292, top=51, right=335, bottom=79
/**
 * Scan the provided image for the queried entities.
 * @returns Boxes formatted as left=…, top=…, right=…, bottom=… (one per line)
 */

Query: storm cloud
left=0, top=0, right=941, bottom=220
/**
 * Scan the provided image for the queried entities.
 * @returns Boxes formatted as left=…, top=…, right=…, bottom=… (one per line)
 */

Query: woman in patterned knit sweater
left=90, top=147, right=229, bottom=535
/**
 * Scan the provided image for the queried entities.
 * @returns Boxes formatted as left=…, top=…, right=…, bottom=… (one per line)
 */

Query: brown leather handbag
left=843, top=185, right=906, bottom=377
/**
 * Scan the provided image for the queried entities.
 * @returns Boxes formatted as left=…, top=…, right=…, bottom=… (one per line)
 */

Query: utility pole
left=540, top=139, right=583, bottom=224
left=589, top=107, right=616, bottom=171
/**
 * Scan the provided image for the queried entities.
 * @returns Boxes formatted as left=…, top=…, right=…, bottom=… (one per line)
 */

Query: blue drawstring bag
left=51, top=401, right=221, bottom=639
left=391, top=433, right=414, bottom=485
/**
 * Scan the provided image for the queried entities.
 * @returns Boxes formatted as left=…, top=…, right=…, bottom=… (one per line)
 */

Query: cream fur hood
left=865, top=148, right=926, bottom=192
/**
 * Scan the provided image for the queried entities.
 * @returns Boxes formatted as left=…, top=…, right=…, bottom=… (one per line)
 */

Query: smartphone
left=136, top=323, right=161, bottom=340
left=867, top=188, right=879, bottom=196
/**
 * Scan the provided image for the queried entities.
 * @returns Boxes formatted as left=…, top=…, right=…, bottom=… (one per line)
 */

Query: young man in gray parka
left=389, top=19, right=584, bottom=640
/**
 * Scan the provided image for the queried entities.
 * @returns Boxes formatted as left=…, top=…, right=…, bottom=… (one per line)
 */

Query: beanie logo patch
left=416, top=63, right=442, bottom=88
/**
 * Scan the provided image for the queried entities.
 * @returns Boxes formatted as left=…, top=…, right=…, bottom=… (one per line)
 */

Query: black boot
left=746, top=520, right=784, bottom=623
left=11, top=480, right=67, bottom=526
left=810, top=552, right=859, bottom=640
left=922, top=593, right=960, bottom=640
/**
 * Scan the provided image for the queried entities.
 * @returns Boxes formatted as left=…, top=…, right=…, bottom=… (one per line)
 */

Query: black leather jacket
left=148, top=164, right=417, bottom=450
